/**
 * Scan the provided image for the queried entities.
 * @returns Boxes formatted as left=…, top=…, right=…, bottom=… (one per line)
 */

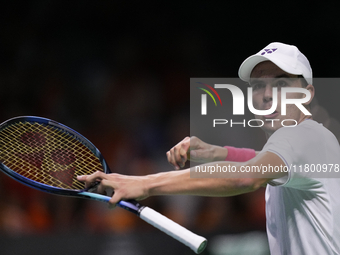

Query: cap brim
left=238, top=55, right=269, bottom=82
left=238, top=54, right=302, bottom=83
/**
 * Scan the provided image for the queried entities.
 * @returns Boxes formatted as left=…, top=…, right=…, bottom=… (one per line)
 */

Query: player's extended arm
left=78, top=151, right=287, bottom=206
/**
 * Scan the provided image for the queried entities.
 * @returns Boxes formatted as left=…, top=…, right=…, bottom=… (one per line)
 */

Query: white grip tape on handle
left=139, top=206, right=207, bottom=254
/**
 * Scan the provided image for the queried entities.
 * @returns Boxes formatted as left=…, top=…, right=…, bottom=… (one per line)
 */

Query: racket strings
left=0, top=122, right=104, bottom=190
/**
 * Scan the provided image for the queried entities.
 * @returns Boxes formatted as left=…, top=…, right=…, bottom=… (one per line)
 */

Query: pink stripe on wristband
left=224, top=146, right=256, bottom=162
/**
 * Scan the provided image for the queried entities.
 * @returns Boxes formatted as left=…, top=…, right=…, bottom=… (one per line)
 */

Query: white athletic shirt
left=262, top=120, right=340, bottom=255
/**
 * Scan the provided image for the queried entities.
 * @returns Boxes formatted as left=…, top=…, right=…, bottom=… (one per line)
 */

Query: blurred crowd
left=0, top=2, right=268, bottom=240
left=0, top=50, right=267, bottom=238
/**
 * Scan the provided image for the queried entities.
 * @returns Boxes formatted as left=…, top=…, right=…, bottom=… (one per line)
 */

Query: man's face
left=250, top=61, right=309, bottom=135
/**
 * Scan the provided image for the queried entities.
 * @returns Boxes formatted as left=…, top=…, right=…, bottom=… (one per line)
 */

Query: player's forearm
left=146, top=162, right=260, bottom=197
left=210, top=145, right=228, bottom=161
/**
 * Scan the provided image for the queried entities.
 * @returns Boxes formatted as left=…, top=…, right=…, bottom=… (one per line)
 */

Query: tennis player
left=78, top=42, right=340, bottom=254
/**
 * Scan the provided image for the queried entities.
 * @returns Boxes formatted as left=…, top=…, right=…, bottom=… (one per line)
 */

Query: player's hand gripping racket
left=0, top=116, right=207, bottom=254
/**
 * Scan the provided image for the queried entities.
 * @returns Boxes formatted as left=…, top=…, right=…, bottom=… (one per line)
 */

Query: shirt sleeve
left=261, top=128, right=292, bottom=186
left=261, top=125, right=323, bottom=190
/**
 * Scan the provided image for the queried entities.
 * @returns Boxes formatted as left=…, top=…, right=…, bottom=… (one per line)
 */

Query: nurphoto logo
left=192, top=78, right=312, bottom=129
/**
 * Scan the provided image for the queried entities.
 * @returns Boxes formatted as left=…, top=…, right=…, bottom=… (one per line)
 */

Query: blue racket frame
left=0, top=116, right=208, bottom=254
left=0, top=116, right=143, bottom=215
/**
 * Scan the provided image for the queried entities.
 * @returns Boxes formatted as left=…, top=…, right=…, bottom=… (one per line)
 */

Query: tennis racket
left=0, top=116, right=207, bottom=254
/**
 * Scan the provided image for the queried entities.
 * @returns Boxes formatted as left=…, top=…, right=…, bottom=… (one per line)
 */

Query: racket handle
left=139, top=206, right=207, bottom=254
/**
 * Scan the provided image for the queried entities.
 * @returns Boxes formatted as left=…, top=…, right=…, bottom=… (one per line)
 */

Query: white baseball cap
left=238, top=42, right=313, bottom=85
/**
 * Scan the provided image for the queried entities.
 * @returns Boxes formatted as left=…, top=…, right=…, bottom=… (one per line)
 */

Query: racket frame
left=0, top=116, right=143, bottom=214
left=0, top=116, right=207, bottom=253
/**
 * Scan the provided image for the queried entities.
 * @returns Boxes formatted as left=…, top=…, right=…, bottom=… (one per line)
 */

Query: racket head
left=0, top=116, right=110, bottom=196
